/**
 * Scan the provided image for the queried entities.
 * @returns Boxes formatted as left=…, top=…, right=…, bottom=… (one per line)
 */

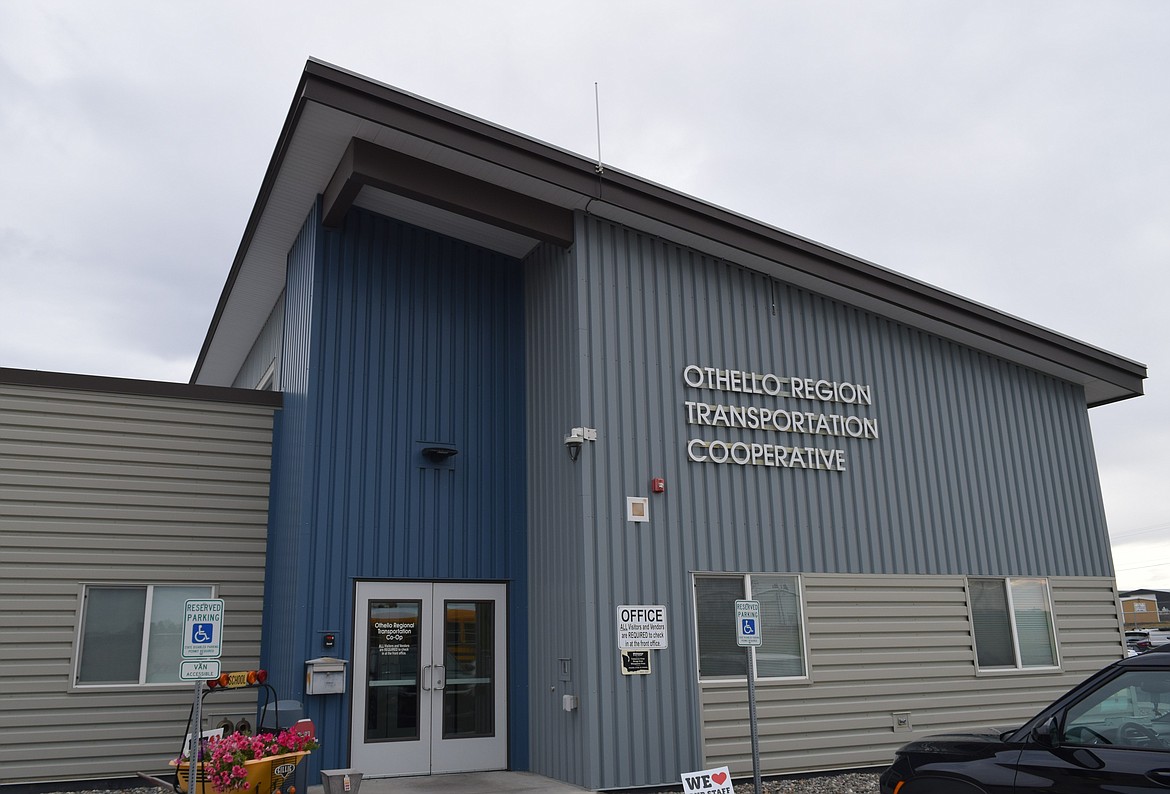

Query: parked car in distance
left=1128, top=635, right=1155, bottom=654
left=1127, top=629, right=1170, bottom=648
left=880, top=644, right=1170, bottom=793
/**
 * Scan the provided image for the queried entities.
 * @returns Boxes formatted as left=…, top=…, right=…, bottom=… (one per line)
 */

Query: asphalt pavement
left=308, top=771, right=590, bottom=794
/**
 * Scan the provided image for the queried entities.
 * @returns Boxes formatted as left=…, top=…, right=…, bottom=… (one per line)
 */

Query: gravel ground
left=739, top=771, right=879, bottom=793
left=623, top=771, right=881, bottom=794
left=38, top=770, right=882, bottom=794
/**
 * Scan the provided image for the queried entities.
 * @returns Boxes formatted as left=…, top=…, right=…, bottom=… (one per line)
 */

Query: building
left=0, top=370, right=279, bottom=782
left=1120, top=589, right=1170, bottom=628
left=0, top=59, right=1146, bottom=789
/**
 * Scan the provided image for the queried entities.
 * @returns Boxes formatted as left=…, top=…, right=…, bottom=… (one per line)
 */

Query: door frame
left=350, top=580, right=508, bottom=777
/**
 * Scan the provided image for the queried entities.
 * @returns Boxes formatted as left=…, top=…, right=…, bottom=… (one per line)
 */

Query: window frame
left=967, top=576, right=1061, bottom=675
left=257, top=358, right=277, bottom=391
left=692, top=572, right=810, bottom=685
left=72, top=583, right=217, bottom=689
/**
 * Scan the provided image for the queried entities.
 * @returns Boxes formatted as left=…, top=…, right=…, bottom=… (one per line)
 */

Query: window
left=75, top=584, right=214, bottom=686
left=1062, top=669, right=1170, bottom=748
left=969, top=577, right=1058, bottom=670
left=257, top=358, right=276, bottom=391
left=694, top=574, right=806, bottom=680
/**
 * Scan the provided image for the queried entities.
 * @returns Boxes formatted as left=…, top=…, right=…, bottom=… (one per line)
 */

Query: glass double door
left=351, top=582, right=507, bottom=776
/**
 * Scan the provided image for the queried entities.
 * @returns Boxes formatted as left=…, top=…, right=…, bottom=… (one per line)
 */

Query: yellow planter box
left=173, top=750, right=309, bottom=794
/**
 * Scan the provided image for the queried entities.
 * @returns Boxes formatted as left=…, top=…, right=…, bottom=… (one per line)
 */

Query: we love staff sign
left=681, top=766, right=732, bottom=794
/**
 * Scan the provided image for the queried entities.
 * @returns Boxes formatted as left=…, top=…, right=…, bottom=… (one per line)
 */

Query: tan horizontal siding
left=700, top=573, right=1125, bottom=777
left=0, top=384, right=275, bottom=784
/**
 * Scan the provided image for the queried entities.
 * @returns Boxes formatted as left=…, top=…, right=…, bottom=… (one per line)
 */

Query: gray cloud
left=2, top=0, right=1168, bottom=584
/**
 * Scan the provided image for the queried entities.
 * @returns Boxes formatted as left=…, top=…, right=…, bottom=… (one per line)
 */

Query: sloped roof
left=192, top=59, right=1145, bottom=406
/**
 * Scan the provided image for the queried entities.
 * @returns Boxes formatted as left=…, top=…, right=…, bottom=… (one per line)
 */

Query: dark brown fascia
left=1, top=366, right=283, bottom=406
left=194, top=59, right=1146, bottom=402
left=321, top=138, right=574, bottom=246
left=298, top=62, right=1145, bottom=402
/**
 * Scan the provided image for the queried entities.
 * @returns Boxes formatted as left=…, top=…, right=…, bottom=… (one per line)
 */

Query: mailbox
left=305, top=657, right=347, bottom=695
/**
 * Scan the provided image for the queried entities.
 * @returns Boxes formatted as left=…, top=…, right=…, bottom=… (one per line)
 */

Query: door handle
left=433, top=665, right=446, bottom=690
left=421, top=665, right=432, bottom=691
left=1148, top=769, right=1170, bottom=787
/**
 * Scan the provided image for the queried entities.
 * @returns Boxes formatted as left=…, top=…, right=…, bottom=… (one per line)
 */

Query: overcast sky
left=2, top=2, right=1167, bottom=589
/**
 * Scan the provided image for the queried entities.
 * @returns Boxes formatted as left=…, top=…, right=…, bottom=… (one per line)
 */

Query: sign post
left=735, top=600, right=762, bottom=794
left=183, top=598, right=224, bottom=791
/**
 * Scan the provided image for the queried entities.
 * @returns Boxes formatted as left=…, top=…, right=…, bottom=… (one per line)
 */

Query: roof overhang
left=191, top=59, right=1146, bottom=407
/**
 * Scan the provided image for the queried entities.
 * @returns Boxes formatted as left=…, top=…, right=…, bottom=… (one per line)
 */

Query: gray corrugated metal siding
left=553, top=215, right=1119, bottom=787
left=525, top=239, right=588, bottom=785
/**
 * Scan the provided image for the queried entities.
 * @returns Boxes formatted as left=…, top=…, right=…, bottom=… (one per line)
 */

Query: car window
left=1062, top=670, right=1170, bottom=749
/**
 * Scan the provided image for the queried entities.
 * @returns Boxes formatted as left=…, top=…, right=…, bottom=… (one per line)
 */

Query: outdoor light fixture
left=421, top=445, right=458, bottom=462
left=564, top=431, right=584, bottom=462
left=564, top=427, right=597, bottom=462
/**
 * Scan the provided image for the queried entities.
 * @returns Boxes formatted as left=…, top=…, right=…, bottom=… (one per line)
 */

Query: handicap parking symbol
left=191, top=623, right=214, bottom=644
left=741, top=618, right=756, bottom=636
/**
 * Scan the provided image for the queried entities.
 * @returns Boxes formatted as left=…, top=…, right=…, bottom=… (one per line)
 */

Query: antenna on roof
left=594, top=82, right=604, bottom=175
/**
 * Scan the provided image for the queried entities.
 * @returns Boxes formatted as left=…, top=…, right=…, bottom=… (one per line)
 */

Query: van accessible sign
left=616, top=605, right=668, bottom=650
left=180, top=659, right=222, bottom=680
left=183, top=599, right=224, bottom=659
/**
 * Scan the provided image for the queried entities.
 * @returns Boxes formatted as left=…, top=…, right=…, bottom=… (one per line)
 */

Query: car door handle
left=1147, top=769, right=1170, bottom=787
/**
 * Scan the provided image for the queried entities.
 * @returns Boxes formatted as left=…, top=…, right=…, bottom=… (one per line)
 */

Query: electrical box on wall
left=305, top=657, right=347, bottom=695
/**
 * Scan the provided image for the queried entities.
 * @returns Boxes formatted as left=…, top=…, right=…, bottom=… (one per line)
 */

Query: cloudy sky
left=1, top=2, right=1167, bottom=589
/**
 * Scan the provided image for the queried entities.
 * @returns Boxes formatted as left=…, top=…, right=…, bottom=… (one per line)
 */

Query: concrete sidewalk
left=306, top=771, right=592, bottom=794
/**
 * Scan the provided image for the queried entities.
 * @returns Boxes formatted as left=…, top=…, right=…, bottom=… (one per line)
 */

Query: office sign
left=616, top=604, right=668, bottom=650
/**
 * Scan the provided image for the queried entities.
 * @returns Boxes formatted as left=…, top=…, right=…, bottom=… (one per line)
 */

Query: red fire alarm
left=650, top=477, right=665, bottom=494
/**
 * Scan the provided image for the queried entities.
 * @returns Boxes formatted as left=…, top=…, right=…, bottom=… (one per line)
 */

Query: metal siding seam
left=539, top=239, right=568, bottom=781
left=578, top=217, right=600, bottom=787
left=1009, top=366, right=1044, bottom=574
left=919, top=336, right=948, bottom=572
left=1077, top=401, right=1114, bottom=574
left=968, top=350, right=1003, bottom=574
left=947, top=346, right=979, bottom=574
left=996, top=361, right=1031, bottom=572
left=872, top=317, right=906, bottom=574
left=1009, top=368, right=1041, bottom=574
left=849, top=316, right=881, bottom=574
left=1052, top=388, right=1088, bottom=573
left=898, top=329, right=930, bottom=572
left=1034, top=380, right=1067, bottom=573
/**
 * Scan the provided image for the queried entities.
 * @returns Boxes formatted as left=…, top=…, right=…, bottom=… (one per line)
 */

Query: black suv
left=881, top=644, right=1170, bottom=793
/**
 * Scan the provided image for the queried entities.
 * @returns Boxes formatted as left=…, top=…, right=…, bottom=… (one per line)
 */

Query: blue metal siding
left=267, top=204, right=528, bottom=774
left=562, top=215, right=1111, bottom=788
left=262, top=205, right=320, bottom=691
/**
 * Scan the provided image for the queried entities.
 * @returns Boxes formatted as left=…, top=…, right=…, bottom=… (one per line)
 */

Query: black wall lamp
left=421, top=445, right=459, bottom=462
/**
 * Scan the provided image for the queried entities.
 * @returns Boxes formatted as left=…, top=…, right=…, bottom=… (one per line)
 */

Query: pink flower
left=193, top=727, right=319, bottom=792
